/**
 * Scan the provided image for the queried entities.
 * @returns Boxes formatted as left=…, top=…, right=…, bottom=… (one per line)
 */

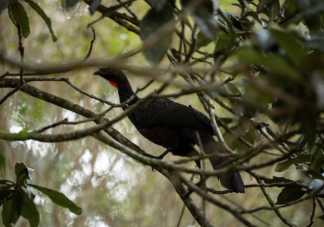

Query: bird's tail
left=199, top=135, right=245, bottom=193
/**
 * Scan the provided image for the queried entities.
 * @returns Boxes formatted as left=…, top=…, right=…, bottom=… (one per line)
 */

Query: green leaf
left=1, top=199, right=21, bottom=227
left=0, top=178, right=14, bottom=185
left=311, top=150, right=324, bottom=171
left=238, top=48, right=300, bottom=80
left=15, top=162, right=33, bottom=182
left=276, top=187, right=306, bottom=204
left=140, top=4, right=174, bottom=64
left=264, top=176, right=290, bottom=184
left=9, top=1, right=30, bottom=38
left=197, top=31, right=213, bottom=48
left=0, top=190, right=14, bottom=201
left=268, top=0, right=279, bottom=23
left=0, top=0, right=8, bottom=15
left=21, top=189, right=39, bottom=227
left=24, top=0, right=57, bottom=42
left=269, top=25, right=306, bottom=67
left=318, top=214, right=324, bottom=221
left=181, top=0, right=218, bottom=40
left=28, top=184, right=82, bottom=215
left=275, top=155, right=311, bottom=172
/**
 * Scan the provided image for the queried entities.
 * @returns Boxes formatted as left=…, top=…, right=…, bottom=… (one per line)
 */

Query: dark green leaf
left=181, top=0, right=218, bottom=40
left=264, top=176, right=290, bottom=184
left=29, top=184, right=82, bottom=215
left=197, top=31, right=213, bottom=48
left=275, top=155, right=311, bottom=172
left=24, top=0, right=57, bottom=42
left=257, top=0, right=275, bottom=13
left=21, top=190, right=39, bottom=227
left=1, top=199, right=21, bottom=227
left=15, top=162, right=33, bottom=181
left=276, top=187, right=306, bottom=204
left=304, top=170, right=324, bottom=181
left=140, top=4, right=174, bottom=64
left=268, top=0, right=280, bottom=23
left=0, top=0, right=8, bottom=15
left=0, top=178, right=14, bottom=185
left=269, top=25, right=306, bottom=67
left=0, top=190, right=14, bottom=201
left=145, top=0, right=167, bottom=11
left=9, top=1, right=30, bottom=38
left=311, top=150, right=324, bottom=171
left=318, top=214, right=324, bottom=221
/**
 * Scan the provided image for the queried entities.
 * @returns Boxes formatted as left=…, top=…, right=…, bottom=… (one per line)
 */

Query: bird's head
left=93, top=68, right=127, bottom=88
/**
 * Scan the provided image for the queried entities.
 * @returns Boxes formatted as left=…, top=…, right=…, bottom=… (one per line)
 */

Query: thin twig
left=307, top=197, right=316, bottom=227
left=83, top=27, right=96, bottom=61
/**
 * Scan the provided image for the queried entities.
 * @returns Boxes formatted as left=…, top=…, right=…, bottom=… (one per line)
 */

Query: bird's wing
left=134, top=98, right=214, bottom=134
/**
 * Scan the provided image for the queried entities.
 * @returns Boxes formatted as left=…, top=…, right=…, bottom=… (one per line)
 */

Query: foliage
left=0, top=163, right=81, bottom=227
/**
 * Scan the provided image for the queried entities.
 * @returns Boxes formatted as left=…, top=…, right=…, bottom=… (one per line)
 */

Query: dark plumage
left=94, top=68, right=245, bottom=193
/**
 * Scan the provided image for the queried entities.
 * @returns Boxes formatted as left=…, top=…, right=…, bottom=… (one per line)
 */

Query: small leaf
left=268, top=0, right=280, bottom=23
left=21, top=189, right=39, bottom=227
left=9, top=1, right=30, bottom=38
left=24, top=0, right=57, bottom=42
left=0, top=190, right=14, bottom=201
left=15, top=162, right=34, bottom=182
left=145, top=0, right=167, bottom=11
left=275, top=155, right=311, bottom=172
left=0, top=0, right=8, bottom=15
left=181, top=0, right=218, bottom=40
left=196, top=31, right=213, bottom=48
left=140, top=4, right=174, bottom=64
left=29, top=184, right=82, bottom=215
left=276, top=187, right=306, bottom=204
left=1, top=199, right=21, bottom=227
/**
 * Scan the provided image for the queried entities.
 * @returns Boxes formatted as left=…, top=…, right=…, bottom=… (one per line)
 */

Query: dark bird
left=94, top=68, right=245, bottom=193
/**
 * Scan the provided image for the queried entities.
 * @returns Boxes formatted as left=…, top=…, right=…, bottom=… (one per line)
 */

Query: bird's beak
left=93, top=71, right=103, bottom=76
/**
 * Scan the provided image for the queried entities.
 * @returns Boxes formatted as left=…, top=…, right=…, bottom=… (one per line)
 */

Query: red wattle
left=108, top=80, right=118, bottom=88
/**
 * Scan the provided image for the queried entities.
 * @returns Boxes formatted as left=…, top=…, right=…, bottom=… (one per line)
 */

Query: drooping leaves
left=9, top=1, right=30, bottom=38
left=1, top=196, right=22, bottom=227
left=25, top=0, right=57, bottom=42
left=140, top=4, right=174, bottom=64
left=20, top=189, right=39, bottom=227
left=28, top=184, right=82, bottom=215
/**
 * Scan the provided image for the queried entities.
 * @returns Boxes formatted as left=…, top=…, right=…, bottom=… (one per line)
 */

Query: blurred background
left=0, top=0, right=320, bottom=226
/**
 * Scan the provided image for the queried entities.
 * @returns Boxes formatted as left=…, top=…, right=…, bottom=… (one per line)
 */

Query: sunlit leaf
left=29, top=184, right=82, bottom=215
left=25, top=0, right=57, bottom=42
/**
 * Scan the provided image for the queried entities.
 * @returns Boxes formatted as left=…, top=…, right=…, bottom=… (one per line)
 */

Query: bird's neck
left=118, top=80, right=139, bottom=105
